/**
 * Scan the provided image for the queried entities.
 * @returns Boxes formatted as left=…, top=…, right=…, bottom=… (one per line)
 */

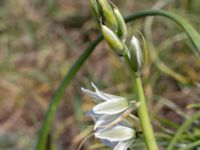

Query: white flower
left=81, top=83, right=138, bottom=150
left=81, top=83, right=133, bottom=128
left=95, top=125, right=136, bottom=150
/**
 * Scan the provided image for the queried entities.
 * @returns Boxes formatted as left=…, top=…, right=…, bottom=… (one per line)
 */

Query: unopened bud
left=113, top=8, right=127, bottom=41
left=98, top=0, right=118, bottom=32
left=101, top=25, right=124, bottom=56
left=89, top=0, right=102, bottom=19
left=130, top=36, right=143, bottom=71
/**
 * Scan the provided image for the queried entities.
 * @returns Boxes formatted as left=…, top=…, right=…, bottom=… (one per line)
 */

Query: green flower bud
left=113, top=8, right=127, bottom=41
left=129, top=36, right=143, bottom=71
left=89, top=0, right=102, bottom=19
left=98, top=0, right=118, bottom=32
left=101, top=25, right=124, bottom=56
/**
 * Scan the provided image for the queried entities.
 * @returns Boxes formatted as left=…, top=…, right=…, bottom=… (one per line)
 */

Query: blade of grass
left=35, top=34, right=103, bottom=150
left=180, top=140, right=200, bottom=150
left=167, top=111, right=200, bottom=150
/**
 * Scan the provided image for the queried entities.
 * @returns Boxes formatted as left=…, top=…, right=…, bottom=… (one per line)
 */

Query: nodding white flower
left=95, top=125, right=136, bottom=150
left=81, top=83, right=138, bottom=150
left=81, top=83, right=133, bottom=120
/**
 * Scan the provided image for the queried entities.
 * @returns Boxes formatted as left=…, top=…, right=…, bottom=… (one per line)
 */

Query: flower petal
left=81, top=83, right=124, bottom=102
left=91, top=82, right=123, bottom=100
left=95, top=125, right=135, bottom=142
left=81, top=87, right=104, bottom=102
left=93, top=98, right=129, bottom=115
left=114, top=139, right=135, bottom=150
left=86, top=110, right=102, bottom=122
left=100, top=139, right=117, bottom=148
left=94, top=114, right=120, bottom=130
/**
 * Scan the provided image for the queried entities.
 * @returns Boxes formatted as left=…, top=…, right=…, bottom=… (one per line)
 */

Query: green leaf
left=125, top=9, right=200, bottom=57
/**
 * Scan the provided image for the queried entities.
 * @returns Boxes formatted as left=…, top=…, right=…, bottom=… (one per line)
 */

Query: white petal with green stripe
left=81, top=82, right=123, bottom=102
left=93, top=98, right=129, bottom=115
left=114, top=139, right=135, bottom=150
left=94, top=114, right=119, bottom=130
left=95, top=125, right=135, bottom=142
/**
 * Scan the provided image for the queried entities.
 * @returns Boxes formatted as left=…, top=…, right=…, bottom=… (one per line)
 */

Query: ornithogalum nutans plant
left=35, top=0, right=200, bottom=149
left=85, top=0, right=159, bottom=150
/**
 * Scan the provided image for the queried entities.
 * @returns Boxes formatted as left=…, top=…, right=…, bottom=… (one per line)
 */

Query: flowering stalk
left=134, top=73, right=158, bottom=150
left=123, top=42, right=158, bottom=150
left=127, top=36, right=158, bottom=150
left=89, top=0, right=158, bottom=149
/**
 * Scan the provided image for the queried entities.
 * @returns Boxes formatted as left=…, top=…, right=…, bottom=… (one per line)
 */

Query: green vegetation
left=0, top=0, right=200, bottom=150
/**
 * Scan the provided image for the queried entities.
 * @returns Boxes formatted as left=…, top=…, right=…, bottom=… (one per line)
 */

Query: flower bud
left=101, top=25, right=125, bottom=56
left=89, top=0, right=102, bottom=19
left=113, top=8, right=127, bottom=41
left=98, top=0, right=118, bottom=32
left=129, top=36, right=143, bottom=71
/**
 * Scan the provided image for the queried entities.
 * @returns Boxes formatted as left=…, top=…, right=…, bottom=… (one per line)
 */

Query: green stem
left=124, top=49, right=158, bottom=149
left=134, top=73, right=158, bottom=150
left=36, top=9, right=200, bottom=150
left=167, top=111, right=200, bottom=150
left=35, top=34, right=103, bottom=150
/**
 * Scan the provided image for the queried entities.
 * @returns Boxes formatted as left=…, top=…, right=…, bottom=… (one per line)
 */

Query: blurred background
left=0, top=0, right=200, bottom=149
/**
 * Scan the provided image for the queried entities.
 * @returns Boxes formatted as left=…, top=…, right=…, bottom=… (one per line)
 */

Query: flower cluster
left=89, top=0, right=148, bottom=72
left=82, top=83, right=139, bottom=150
